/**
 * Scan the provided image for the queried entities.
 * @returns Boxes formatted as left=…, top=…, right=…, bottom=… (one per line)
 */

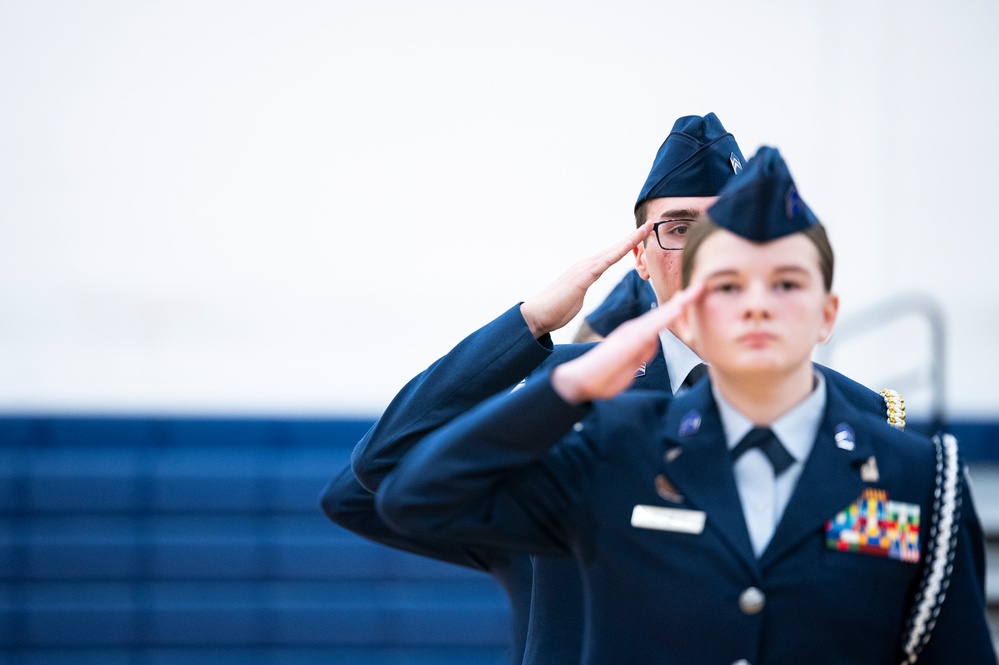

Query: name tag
left=631, top=504, right=705, bottom=534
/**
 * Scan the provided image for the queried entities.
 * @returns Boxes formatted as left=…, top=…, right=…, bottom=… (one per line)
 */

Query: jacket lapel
left=759, top=380, right=875, bottom=570
left=662, top=384, right=758, bottom=575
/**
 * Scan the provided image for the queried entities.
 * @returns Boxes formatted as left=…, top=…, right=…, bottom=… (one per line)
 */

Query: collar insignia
left=678, top=410, right=701, bottom=437
left=834, top=422, right=855, bottom=451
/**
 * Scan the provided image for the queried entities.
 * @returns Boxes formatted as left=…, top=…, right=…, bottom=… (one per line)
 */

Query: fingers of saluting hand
left=636, top=281, right=705, bottom=332
left=599, top=281, right=705, bottom=347
left=574, top=220, right=654, bottom=281
left=522, top=221, right=654, bottom=338
left=551, top=282, right=704, bottom=404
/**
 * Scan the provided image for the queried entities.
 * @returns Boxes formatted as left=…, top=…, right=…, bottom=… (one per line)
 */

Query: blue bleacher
left=0, top=416, right=510, bottom=665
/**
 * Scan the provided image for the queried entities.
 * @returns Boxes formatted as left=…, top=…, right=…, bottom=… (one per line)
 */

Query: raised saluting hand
left=520, top=221, right=654, bottom=339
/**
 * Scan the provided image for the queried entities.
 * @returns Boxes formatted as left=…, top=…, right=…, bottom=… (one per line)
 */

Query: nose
left=741, top=280, right=772, bottom=322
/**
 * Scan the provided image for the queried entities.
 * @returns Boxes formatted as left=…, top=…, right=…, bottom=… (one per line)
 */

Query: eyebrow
left=704, top=265, right=813, bottom=280
left=655, top=208, right=701, bottom=220
left=773, top=265, right=812, bottom=277
left=704, top=268, right=739, bottom=281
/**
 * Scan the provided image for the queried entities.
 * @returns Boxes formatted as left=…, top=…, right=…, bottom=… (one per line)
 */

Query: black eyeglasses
left=652, top=219, right=697, bottom=251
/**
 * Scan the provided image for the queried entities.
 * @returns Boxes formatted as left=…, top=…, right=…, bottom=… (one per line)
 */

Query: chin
left=733, top=348, right=782, bottom=366
left=726, top=355, right=788, bottom=378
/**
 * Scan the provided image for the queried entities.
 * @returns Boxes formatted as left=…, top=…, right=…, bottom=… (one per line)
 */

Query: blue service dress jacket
left=323, top=304, right=595, bottom=665
left=377, top=370, right=995, bottom=665
left=324, top=302, right=902, bottom=664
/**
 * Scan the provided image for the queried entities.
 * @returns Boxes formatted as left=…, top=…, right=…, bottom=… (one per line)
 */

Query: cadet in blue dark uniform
left=377, top=147, right=995, bottom=664
left=321, top=113, right=752, bottom=664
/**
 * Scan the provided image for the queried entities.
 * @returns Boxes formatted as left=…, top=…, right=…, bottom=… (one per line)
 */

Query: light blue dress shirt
left=713, top=371, right=826, bottom=556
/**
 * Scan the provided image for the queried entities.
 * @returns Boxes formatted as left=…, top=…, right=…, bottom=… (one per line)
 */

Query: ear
left=634, top=243, right=652, bottom=280
left=818, top=293, right=839, bottom=343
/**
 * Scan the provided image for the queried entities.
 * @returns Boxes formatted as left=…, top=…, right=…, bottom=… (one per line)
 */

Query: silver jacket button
left=739, top=586, right=765, bottom=615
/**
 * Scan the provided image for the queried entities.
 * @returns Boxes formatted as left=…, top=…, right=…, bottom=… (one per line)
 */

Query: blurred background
left=1, top=1, right=997, bottom=663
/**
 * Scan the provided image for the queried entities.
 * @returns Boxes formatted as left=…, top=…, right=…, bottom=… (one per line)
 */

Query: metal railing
left=814, top=291, right=947, bottom=434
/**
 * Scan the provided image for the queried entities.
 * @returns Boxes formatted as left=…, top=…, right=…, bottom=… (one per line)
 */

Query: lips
left=738, top=331, right=776, bottom=347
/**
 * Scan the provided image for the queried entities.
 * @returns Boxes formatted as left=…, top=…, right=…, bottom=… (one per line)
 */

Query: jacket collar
left=659, top=372, right=877, bottom=572
left=660, top=381, right=757, bottom=574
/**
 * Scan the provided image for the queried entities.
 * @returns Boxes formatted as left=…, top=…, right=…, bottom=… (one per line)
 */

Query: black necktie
left=731, top=427, right=795, bottom=476
left=682, top=363, right=708, bottom=389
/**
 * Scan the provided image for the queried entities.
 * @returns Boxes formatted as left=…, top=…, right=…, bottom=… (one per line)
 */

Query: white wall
left=1, top=0, right=997, bottom=419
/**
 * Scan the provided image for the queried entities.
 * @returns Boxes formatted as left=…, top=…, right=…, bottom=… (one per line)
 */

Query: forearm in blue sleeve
left=320, top=463, right=498, bottom=571
left=352, top=304, right=553, bottom=492
left=376, top=373, right=592, bottom=556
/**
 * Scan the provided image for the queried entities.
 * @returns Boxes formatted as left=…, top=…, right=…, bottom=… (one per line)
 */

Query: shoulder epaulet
left=879, top=388, right=906, bottom=430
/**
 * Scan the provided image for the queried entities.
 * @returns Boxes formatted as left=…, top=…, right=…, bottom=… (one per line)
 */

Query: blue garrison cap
left=634, top=113, right=745, bottom=211
left=706, top=146, right=818, bottom=242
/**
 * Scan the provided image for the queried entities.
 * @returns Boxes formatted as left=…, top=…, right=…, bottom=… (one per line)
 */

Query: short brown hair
left=680, top=217, right=835, bottom=291
left=635, top=201, right=649, bottom=229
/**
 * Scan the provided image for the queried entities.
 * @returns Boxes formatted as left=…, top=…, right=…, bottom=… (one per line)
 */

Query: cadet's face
left=634, top=196, right=718, bottom=304
left=682, top=229, right=838, bottom=378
